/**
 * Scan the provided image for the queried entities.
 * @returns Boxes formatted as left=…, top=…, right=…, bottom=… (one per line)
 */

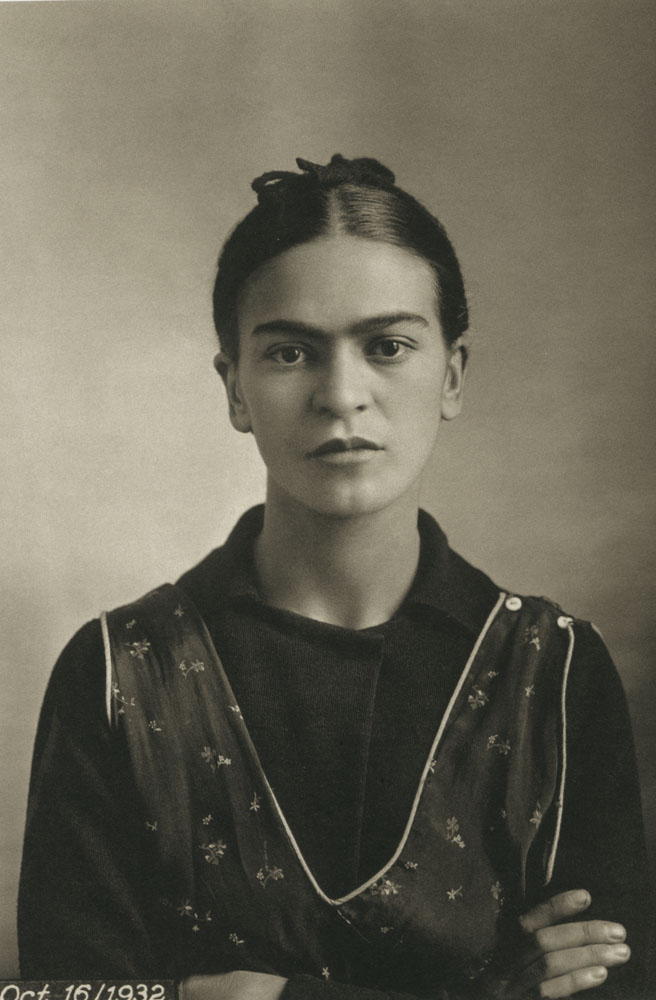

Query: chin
left=293, top=482, right=413, bottom=520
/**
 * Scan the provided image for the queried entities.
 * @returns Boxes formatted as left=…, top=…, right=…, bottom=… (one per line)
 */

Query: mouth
left=308, top=437, right=383, bottom=458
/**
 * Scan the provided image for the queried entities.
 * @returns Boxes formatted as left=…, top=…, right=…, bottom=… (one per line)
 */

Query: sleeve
left=532, top=621, right=654, bottom=998
left=18, top=620, right=161, bottom=978
left=281, top=979, right=442, bottom=999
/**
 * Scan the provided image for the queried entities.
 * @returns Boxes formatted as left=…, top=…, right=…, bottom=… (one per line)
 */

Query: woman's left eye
left=369, top=339, right=411, bottom=361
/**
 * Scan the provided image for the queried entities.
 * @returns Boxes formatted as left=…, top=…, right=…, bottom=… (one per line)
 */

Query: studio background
left=1, top=0, right=654, bottom=978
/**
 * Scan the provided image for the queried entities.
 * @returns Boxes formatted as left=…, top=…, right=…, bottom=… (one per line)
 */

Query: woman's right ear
left=214, top=352, right=252, bottom=433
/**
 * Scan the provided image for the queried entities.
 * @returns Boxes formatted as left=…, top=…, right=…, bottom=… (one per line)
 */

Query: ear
left=440, top=341, right=467, bottom=421
left=214, top=351, right=252, bottom=433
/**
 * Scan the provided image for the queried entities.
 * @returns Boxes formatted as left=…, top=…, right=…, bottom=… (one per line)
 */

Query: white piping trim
left=100, top=611, right=113, bottom=729
left=269, top=590, right=508, bottom=908
left=545, top=621, right=575, bottom=883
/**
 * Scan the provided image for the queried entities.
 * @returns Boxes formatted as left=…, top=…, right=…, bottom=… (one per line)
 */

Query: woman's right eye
left=268, top=345, right=308, bottom=366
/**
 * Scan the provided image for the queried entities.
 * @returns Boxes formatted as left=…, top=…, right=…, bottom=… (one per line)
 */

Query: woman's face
left=219, top=235, right=464, bottom=519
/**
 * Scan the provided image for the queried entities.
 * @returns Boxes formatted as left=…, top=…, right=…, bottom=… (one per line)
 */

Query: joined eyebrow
left=251, top=312, right=430, bottom=339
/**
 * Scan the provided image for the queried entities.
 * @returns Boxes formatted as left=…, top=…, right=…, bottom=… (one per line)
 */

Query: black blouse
left=18, top=508, right=652, bottom=997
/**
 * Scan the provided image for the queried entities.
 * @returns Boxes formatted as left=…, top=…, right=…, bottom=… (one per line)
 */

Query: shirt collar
left=410, top=509, right=500, bottom=634
left=201, top=504, right=500, bottom=637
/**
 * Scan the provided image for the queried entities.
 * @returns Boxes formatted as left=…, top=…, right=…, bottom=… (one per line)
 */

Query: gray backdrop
left=1, top=0, right=654, bottom=978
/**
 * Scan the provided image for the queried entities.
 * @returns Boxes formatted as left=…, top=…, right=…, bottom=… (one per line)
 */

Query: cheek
left=394, top=367, right=445, bottom=431
left=241, top=379, right=307, bottom=456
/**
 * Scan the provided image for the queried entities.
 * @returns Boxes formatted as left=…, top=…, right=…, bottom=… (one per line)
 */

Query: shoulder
left=517, top=598, right=622, bottom=690
left=505, top=592, right=622, bottom=682
left=45, top=582, right=179, bottom=731
left=500, top=594, right=631, bottom=739
left=44, top=618, right=106, bottom=730
left=39, top=513, right=250, bottom=739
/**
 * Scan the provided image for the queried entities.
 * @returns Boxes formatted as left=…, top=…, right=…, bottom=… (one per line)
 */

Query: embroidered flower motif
left=256, top=842, right=284, bottom=887
left=486, top=734, right=511, bottom=756
left=447, top=885, right=464, bottom=901
left=490, top=880, right=504, bottom=902
left=500, top=808, right=507, bottom=819
left=256, top=864, right=285, bottom=887
left=530, top=802, right=543, bottom=827
left=321, top=968, right=330, bottom=981
left=200, top=747, right=232, bottom=771
left=126, top=619, right=137, bottom=630
left=202, top=814, right=212, bottom=825
left=126, top=638, right=151, bottom=660
left=228, top=932, right=245, bottom=946
left=145, top=820, right=158, bottom=832
left=487, top=670, right=499, bottom=678
left=179, top=659, right=205, bottom=679
left=402, top=860, right=419, bottom=870
left=369, top=877, right=401, bottom=897
left=445, top=816, right=466, bottom=849
left=200, top=840, right=227, bottom=865
left=148, top=719, right=162, bottom=732
left=468, top=687, right=489, bottom=710
left=523, top=625, right=541, bottom=650
left=250, top=792, right=261, bottom=813
left=174, top=605, right=185, bottom=617
left=525, top=684, right=535, bottom=698
left=172, top=900, right=212, bottom=928
left=112, top=684, right=135, bottom=712
left=380, top=926, right=393, bottom=934
left=229, top=704, right=242, bottom=717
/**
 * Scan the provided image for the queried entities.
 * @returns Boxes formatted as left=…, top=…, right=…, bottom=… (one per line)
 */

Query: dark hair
left=212, top=154, right=469, bottom=359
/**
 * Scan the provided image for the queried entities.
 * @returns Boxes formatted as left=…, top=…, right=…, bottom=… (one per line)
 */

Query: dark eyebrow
left=251, top=313, right=430, bottom=339
left=352, top=312, right=430, bottom=334
left=251, top=319, right=326, bottom=339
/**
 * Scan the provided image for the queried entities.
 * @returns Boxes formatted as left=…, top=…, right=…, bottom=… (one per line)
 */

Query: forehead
left=237, top=235, right=439, bottom=333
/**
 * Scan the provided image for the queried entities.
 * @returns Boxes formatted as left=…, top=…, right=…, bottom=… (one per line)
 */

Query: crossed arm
left=181, top=890, right=631, bottom=1000
left=18, top=621, right=652, bottom=997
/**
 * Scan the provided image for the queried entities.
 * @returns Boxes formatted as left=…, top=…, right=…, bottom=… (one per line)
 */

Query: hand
left=484, top=889, right=630, bottom=998
left=180, top=971, right=288, bottom=1000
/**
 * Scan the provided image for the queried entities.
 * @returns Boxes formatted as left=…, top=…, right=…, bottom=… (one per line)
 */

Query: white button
left=557, top=615, right=573, bottom=629
left=505, top=596, right=522, bottom=611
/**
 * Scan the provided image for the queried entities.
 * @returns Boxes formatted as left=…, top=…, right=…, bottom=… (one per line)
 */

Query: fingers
left=535, top=919, right=627, bottom=955
left=520, top=890, right=591, bottom=933
left=533, top=942, right=630, bottom=980
left=537, top=965, right=608, bottom=998
left=523, top=943, right=630, bottom=998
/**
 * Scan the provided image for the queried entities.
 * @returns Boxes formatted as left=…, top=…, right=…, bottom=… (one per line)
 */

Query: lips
left=309, top=437, right=383, bottom=458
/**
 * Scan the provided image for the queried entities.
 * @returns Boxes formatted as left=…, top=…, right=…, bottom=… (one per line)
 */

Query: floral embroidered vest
left=102, top=585, right=575, bottom=994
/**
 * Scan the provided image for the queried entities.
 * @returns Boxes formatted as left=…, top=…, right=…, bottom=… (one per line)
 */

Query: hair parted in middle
left=213, top=154, right=469, bottom=361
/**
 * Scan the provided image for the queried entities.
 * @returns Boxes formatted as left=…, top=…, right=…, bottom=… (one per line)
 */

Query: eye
left=267, top=345, right=308, bottom=366
left=369, top=338, right=412, bottom=362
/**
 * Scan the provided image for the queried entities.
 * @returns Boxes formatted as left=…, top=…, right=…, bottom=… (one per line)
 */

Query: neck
left=254, top=486, right=422, bottom=630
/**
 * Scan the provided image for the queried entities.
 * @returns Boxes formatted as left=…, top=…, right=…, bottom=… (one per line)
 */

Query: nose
left=311, top=347, right=371, bottom=418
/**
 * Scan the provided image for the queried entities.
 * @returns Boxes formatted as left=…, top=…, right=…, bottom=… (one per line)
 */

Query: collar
left=181, top=505, right=500, bottom=638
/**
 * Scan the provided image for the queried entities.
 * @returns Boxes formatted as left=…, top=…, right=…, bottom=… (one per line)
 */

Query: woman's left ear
left=440, top=341, right=467, bottom=421
left=214, top=352, right=252, bottom=434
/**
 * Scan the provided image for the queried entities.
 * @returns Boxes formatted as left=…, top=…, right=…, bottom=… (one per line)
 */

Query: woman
left=19, top=156, right=651, bottom=998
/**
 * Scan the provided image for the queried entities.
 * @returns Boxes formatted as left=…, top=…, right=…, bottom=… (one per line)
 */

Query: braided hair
left=213, top=154, right=468, bottom=360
